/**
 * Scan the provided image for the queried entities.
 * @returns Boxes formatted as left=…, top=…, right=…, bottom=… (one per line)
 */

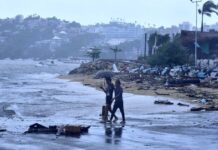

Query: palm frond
left=205, top=12, right=212, bottom=16
left=201, top=0, right=218, bottom=16
left=203, top=0, right=218, bottom=12
left=210, top=9, right=218, bottom=15
left=110, top=46, right=122, bottom=52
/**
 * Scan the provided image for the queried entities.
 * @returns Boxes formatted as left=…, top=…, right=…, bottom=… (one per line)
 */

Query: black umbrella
left=94, top=70, right=114, bottom=79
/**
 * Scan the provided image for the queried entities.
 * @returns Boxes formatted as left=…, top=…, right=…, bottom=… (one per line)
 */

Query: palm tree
left=198, top=0, right=218, bottom=32
left=110, top=46, right=122, bottom=62
left=86, top=47, right=101, bottom=62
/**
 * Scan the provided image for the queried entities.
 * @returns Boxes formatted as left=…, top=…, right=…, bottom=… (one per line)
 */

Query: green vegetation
left=147, top=40, right=189, bottom=66
left=86, top=47, right=101, bottom=62
left=0, top=15, right=102, bottom=59
left=110, top=46, right=122, bottom=62
left=148, top=33, right=170, bottom=54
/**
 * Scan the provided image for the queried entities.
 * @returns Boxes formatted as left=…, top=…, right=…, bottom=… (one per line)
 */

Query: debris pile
left=69, top=59, right=143, bottom=75
left=69, top=60, right=218, bottom=87
left=24, top=123, right=90, bottom=136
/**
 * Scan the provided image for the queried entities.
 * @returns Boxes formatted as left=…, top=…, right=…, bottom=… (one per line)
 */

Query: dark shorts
left=106, top=96, right=112, bottom=105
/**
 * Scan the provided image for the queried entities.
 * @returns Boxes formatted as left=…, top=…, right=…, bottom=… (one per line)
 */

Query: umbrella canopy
left=94, top=70, right=114, bottom=79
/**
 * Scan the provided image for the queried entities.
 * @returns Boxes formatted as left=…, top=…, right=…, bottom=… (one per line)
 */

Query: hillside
left=0, top=15, right=144, bottom=59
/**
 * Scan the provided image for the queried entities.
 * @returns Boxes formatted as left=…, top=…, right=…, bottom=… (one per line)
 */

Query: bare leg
left=110, top=104, right=119, bottom=121
left=119, top=104, right=125, bottom=122
left=107, top=104, right=118, bottom=119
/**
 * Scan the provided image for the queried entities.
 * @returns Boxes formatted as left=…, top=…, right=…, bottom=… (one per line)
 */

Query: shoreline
left=58, top=74, right=218, bottom=106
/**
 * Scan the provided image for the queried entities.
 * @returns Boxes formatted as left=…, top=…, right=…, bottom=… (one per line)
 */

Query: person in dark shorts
left=110, top=79, right=125, bottom=124
left=100, top=77, right=118, bottom=121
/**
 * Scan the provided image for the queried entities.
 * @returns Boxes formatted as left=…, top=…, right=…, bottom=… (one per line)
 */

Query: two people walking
left=100, top=78, right=125, bottom=124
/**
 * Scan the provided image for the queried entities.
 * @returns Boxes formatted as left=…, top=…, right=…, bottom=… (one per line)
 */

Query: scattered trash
left=113, top=64, right=119, bottom=73
left=83, top=83, right=91, bottom=86
left=177, top=102, right=189, bottom=107
left=200, top=98, right=208, bottom=104
left=154, top=100, right=174, bottom=105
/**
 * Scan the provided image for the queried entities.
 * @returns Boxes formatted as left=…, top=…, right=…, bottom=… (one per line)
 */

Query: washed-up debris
left=0, top=129, right=6, bottom=132
left=177, top=102, right=189, bottom=107
left=135, top=79, right=143, bottom=84
left=113, top=64, right=119, bottom=73
left=69, top=60, right=218, bottom=83
left=187, top=94, right=202, bottom=99
left=154, top=100, right=174, bottom=105
left=83, top=83, right=91, bottom=86
left=191, top=106, right=218, bottom=112
left=199, top=98, right=215, bottom=106
left=24, top=123, right=90, bottom=136
left=57, top=125, right=86, bottom=136
left=200, top=98, right=209, bottom=104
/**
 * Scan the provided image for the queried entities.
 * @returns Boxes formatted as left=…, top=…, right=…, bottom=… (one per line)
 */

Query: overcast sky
left=0, top=0, right=217, bottom=27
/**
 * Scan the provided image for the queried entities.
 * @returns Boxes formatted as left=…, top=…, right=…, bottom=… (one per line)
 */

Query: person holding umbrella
left=100, top=77, right=118, bottom=122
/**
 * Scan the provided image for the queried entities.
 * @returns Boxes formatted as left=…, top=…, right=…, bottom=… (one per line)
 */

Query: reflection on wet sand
left=104, top=123, right=123, bottom=145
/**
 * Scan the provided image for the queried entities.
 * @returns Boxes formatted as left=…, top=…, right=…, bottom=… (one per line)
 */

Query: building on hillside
left=179, top=22, right=192, bottom=31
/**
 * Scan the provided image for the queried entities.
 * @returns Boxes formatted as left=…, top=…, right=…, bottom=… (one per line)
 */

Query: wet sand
left=1, top=75, right=218, bottom=150
left=56, top=75, right=218, bottom=150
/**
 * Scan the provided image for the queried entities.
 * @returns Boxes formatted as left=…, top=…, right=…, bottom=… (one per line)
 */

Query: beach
left=0, top=59, right=218, bottom=150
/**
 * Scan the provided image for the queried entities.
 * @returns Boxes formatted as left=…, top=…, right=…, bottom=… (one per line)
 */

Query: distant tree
left=110, top=46, right=122, bottom=62
left=14, top=15, right=24, bottom=23
left=86, top=47, right=101, bottom=62
left=68, top=21, right=81, bottom=28
left=198, top=0, right=218, bottom=32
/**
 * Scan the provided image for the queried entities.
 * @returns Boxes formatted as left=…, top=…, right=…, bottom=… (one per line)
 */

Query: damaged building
left=181, top=30, right=218, bottom=66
